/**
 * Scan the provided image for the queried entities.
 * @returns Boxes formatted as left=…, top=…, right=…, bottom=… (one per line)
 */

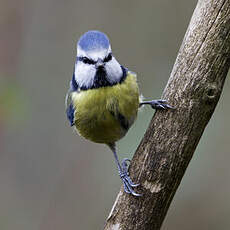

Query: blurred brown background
left=0, top=0, right=229, bottom=229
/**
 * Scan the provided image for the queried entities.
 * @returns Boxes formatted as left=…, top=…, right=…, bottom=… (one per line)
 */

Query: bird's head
left=74, top=31, right=124, bottom=89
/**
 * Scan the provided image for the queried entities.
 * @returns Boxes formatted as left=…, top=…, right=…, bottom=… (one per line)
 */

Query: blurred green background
left=1, top=0, right=229, bottom=229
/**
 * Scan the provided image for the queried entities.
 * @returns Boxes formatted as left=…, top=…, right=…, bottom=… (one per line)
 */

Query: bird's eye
left=79, top=57, right=96, bottom=65
left=104, top=53, right=112, bottom=63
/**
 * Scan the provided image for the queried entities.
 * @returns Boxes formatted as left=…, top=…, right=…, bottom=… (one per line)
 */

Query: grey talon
left=109, top=144, right=142, bottom=197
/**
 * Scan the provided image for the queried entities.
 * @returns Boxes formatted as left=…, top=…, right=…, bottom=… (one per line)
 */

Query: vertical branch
left=104, top=0, right=230, bottom=229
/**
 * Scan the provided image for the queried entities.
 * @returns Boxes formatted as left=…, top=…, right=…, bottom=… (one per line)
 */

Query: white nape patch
left=105, top=57, right=123, bottom=83
left=77, top=45, right=112, bottom=61
left=74, top=62, right=96, bottom=88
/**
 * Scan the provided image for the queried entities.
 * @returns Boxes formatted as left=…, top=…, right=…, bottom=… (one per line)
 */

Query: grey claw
left=123, top=182, right=131, bottom=194
left=122, top=158, right=131, bottom=165
left=122, top=178, right=142, bottom=196
left=159, top=104, right=166, bottom=109
left=125, top=172, right=140, bottom=187
left=121, top=158, right=131, bottom=172
left=125, top=176, right=140, bottom=187
left=119, top=158, right=142, bottom=196
left=166, top=104, right=175, bottom=109
left=151, top=99, right=174, bottom=110
left=139, top=99, right=174, bottom=110
left=157, top=99, right=167, bottom=103
left=130, top=190, right=142, bottom=197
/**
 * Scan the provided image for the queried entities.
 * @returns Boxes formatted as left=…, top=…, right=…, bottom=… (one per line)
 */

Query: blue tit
left=66, top=30, right=172, bottom=196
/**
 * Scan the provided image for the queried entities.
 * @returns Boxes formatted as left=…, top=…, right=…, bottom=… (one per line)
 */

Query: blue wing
left=65, top=73, right=78, bottom=127
left=66, top=101, right=75, bottom=126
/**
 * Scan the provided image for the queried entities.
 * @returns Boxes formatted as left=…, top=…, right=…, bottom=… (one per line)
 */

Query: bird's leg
left=108, top=143, right=141, bottom=196
left=139, top=99, right=174, bottom=110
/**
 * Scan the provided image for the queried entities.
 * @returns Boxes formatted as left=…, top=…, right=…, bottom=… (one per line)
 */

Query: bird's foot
left=119, top=158, right=142, bottom=196
left=140, top=99, right=174, bottom=110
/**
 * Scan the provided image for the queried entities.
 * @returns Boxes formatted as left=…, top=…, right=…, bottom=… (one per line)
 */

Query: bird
left=65, top=30, right=172, bottom=196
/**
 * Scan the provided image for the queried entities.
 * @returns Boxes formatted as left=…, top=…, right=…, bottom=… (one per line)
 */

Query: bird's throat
left=93, top=67, right=111, bottom=88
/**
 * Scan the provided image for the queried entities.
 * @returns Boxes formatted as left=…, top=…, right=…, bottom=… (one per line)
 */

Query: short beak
left=96, top=58, right=104, bottom=68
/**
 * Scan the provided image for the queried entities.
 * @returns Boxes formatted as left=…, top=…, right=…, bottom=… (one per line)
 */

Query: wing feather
left=65, top=82, right=75, bottom=126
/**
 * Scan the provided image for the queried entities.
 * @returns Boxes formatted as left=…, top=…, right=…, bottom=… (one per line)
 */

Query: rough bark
left=104, top=0, right=230, bottom=229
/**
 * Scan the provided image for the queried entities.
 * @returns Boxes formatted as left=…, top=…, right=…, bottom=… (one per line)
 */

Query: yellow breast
left=71, top=72, right=139, bottom=144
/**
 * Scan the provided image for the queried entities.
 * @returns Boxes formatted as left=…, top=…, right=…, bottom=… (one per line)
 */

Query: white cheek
left=105, top=57, right=123, bottom=83
left=75, top=62, right=96, bottom=88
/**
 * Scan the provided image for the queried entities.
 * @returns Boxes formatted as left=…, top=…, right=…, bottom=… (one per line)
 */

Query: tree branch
left=104, top=0, right=230, bottom=229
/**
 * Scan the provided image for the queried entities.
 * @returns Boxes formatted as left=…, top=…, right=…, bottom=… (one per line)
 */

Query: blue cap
left=78, top=30, right=110, bottom=51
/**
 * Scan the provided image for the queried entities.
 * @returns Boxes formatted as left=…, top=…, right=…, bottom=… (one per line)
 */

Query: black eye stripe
left=78, top=56, right=96, bottom=65
left=104, top=53, right=112, bottom=63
